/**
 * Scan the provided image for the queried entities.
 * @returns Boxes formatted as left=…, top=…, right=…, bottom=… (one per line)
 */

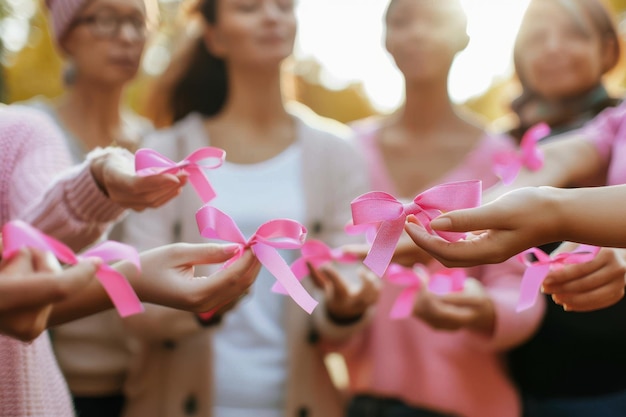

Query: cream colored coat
left=120, top=107, right=370, bottom=417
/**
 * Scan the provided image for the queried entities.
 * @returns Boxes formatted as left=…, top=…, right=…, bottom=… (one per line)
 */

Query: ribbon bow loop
left=384, top=263, right=424, bottom=319
left=516, top=244, right=600, bottom=312
left=493, top=122, right=550, bottom=185
left=2, top=220, right=143, bottom=317
left=351, top=180, right=482, bottom=277
left=279, top=239, right=360, bottom=293
left=135, top=147, right=226, bottom=203
left=385, top=264, right=467, bottom=319
left=195, top=205, right=317, bottom=314
left=428, top=268, right=467, bottom=295
left=252, top=220, right=307, bottom=249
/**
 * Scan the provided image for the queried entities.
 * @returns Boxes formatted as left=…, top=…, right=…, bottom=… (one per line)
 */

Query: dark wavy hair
left=170, top=0, right=228, bottom=122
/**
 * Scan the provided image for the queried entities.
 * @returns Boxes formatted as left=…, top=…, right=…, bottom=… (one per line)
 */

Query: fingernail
left=222, top=244, right=241, bottom=255
left=431, top=217, right=451, bottom=231
left=563, top=304, right=570, bottom=312
left=85, top=257, right=103, bottom=267
left=540, top=285, right=545, bottom=294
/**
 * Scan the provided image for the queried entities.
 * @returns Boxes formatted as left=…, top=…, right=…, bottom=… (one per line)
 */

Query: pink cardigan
left=0, top=105, right=125, bottom=416
left=326, top=120, right=546, bottom=417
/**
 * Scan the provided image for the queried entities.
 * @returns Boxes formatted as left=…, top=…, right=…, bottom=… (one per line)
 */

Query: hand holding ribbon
left=350, top=180, right=482, bottom=277
left=135, top=147, right=226, bottom=203
left=493, top=122, right=550, bottom=185
left=516, top=244, right=600, bottom=312
left=2, top=220, right=143, bottom=317
left=195, top=205, right=318, bottom=314
left=385, top=263, right=466, bottom=319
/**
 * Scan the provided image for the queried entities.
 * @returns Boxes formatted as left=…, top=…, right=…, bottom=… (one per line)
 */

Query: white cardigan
left=120, top=108, right=371, bottom=417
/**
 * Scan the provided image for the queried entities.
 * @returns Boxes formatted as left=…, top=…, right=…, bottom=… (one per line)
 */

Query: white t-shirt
left=208, top=142, right=305, bottom=417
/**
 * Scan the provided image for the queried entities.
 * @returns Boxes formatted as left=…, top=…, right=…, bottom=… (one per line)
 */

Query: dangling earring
left=62, top=59, right=78, bottom=86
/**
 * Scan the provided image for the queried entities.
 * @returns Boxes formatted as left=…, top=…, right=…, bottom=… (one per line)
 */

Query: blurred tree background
left=1, top=0, right=626, bottom=126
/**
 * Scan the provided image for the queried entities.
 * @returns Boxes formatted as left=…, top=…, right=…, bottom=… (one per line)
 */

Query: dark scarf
left=508, top=84, right=621, bottom=143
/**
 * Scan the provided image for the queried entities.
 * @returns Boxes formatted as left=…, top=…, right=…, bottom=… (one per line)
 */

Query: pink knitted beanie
left=45, top=0, right=90, bottom=45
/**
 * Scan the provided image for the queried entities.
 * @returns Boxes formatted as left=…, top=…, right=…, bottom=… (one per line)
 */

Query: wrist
left=88, top=154, right=109, bottom=196
left=539, top=186, right=568, bottom=244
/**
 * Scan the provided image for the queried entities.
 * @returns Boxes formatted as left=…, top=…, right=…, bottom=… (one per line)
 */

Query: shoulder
left=0, top=104, right=62, bottom=142
left=122, top=109, right=156, bottom=135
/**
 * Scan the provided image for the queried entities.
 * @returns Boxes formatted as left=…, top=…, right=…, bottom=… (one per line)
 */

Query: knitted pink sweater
left=0, top=105, right=125, bottom=416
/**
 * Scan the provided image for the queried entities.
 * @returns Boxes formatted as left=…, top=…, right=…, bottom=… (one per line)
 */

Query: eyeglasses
left=72, top=12, right=151, bottom=40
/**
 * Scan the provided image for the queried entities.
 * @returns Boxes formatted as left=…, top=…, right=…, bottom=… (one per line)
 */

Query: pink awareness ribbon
left=195, top=205, right=318, bottom=314
left=350, top=180, right=482, bottom=277
left=271, top=239, right=360, bottom=295
left=493, top=122, right=550, bottom=185
left=2, top=220, right=143, bottom=317
left=385, top=263, right=466, bottom=319
left=135, top=147, right=226, bottom=203
left=516, top=244, right=600, bottom=312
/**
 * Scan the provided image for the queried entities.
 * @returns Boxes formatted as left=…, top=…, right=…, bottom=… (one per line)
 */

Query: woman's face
left=204, top=0, right=297, bottom=68
left=61, top=0, right=148, bottom=86
left=515, top=0, right=613, bottom=100
left=384, top=0, right=468, bottom=83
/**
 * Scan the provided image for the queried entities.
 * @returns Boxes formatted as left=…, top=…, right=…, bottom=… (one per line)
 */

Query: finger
left=415, top=300, right=477, bottom=330
left=358, top=269, right=381, bottom=304
left=428, top=205, right=506, bottom=233
left=116, top=185, right=184, bottom=210
left=306, top=262, right=328, bottom=290
left=197, top=250, right=260, bottom=302
left=163, top=243, right=243, bottom=266
left=543, top=266, right=619, bottom=295
left=1, top=248, right=34, bottom=274
left=542, top=259, right=604, bottom=288
left=30, top=249, right=63, bottom=273
left=404, top=223, right=490, bottom=267
left=552, top=283, right=625, bottom=312
left=318, top=265, right=350, bottom=300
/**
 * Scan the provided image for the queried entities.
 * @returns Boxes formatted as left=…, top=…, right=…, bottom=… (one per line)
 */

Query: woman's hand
left=404, top=187, right=559, bottom=268
left=543, top=245, right=626, bottom=312
left=0, top=248, right=99, bottom=341
left=308, top=263, right=380, bottom=324
left=89, top=149, right=189, bottom=211
left=124, top=243, right=262, bottom=313
left=412, top=277, right=496, bottom=336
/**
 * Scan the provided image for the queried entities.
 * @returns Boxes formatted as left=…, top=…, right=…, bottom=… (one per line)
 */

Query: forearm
left=484, top=136, right=602, bottom=204
left=19, top=161, right=125, bottom=252
left=48, top=260, right=137, bottom=326
left=553, top=185, right=626, bottom=248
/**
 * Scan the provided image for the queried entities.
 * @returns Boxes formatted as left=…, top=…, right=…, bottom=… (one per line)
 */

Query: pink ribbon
left=270, top=239, right=360, bottom=295
left=350, top=180, right=482, bottom=277
left=516, top=244, right=600, bottom=312
left=135, top=147, right=226, bottom=203
left=2, top=220, right=143, bottom=317
left=385, top=263, right=466, bottom=319
left=195, top=205, right=318, bottom=314
left=493, top=122, right=550, bottom=185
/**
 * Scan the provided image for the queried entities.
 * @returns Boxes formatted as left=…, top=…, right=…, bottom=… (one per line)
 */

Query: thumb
left=55, top=259, right=101, bottom=295
left=169, top=243, right=242, bottom=266
left=428, top=206, right=497, bottom=233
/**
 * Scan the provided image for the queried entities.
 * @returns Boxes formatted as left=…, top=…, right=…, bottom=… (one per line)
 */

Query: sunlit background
left=1, top=0, right=626, bottom=123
